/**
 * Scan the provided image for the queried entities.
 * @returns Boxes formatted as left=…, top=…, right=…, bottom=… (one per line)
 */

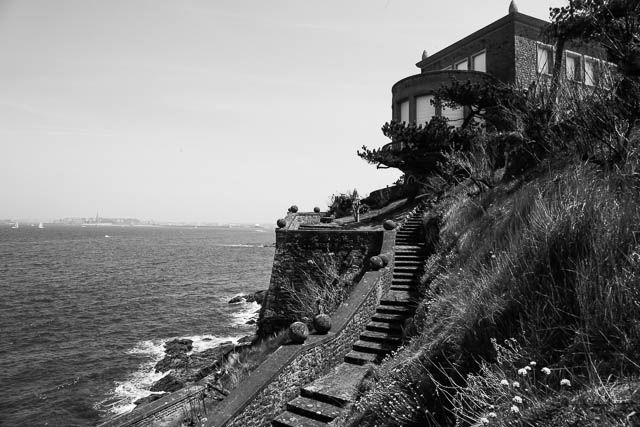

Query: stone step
left=372, top=312, right=408, bottom=322
left=286, top=396, right=343, bottom=423
left=360, top=330, right=402, bottom=344
left=353, top=340, right=397, bottom=355
left=392, top=271, right=416, bottom=279
left=395, top=247, right=422, bottom=253
left=380, top=291, right=414, bottom=307
left=376, top=304, right=413, bottom=315
left=366, top=320, right=403, bottom=333
left=344, top=350, right=379, bottom=365
left=300, top=363, right=368, bottom=406
left=394, top=266, right=420, bottom=272
left=394, top=260, right=422, bottom=265
left=272, top=410, right=327, bottom=427
left=392, top=278, right=414, bottom=286
left=390, top=284, right=412, bottom=291
left=394, top=257, right=421, bottom=262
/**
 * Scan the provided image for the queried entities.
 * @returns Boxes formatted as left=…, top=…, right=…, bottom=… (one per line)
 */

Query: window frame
left=536, top=42, right=554, bottom=75
left=565, top=50, right=582, bottom=82
left=583, top=55, right=599, bottom=86
left=471, top=50, right=487, bottom=72
left=455, top=58, right=469, bottom=71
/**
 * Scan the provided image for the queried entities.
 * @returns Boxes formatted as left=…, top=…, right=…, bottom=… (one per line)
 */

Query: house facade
left=391, top=1, right=606, bottom=127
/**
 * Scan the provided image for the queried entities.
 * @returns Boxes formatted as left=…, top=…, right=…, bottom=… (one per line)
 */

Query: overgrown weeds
left=348, top=158, right=640, bottom=426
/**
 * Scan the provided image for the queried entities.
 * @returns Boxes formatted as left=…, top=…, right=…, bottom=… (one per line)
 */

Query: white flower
left=510, top=405, right=520, bottom=413
left=512, top=381, right=520, bottom=388
left=488, top=412, right=497, bottom=418
left=560, top=379, right=571, bottom=387
left=480, top=417, right=490, bottom=424
left=541, top=367, right=551, bottom=375
left=529, top=361, right=537, bottom=366
left=500, top=379, right=509, bottom=386
left=524, top=365, right=532, bottom=371
left=512, top=396, right=523, bottom=404
left=517, top=368, right=528, bottom=376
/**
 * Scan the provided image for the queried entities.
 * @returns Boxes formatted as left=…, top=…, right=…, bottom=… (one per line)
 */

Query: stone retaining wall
left=258, top=228, right=384, bottom=337
left=207, top=230, right=396, bottom=427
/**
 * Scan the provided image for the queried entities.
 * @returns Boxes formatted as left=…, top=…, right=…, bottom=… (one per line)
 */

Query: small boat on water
left=38, top=222, right=44, bottom=229
left=11, top=222, right=19, bottom=229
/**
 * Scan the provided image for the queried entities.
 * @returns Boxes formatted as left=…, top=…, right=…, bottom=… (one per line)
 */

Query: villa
left=391, top=0, right=607, bottom=127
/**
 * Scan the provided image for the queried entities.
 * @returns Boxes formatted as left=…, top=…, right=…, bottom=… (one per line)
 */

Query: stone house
left=391, top=0, right=607, bottom=128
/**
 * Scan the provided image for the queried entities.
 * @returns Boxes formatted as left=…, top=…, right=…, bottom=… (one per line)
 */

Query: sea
left=0, top=224, right=275, bottom=426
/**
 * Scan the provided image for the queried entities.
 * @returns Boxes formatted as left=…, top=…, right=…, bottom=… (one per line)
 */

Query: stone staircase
left=272, top=209, right=425, bottom=427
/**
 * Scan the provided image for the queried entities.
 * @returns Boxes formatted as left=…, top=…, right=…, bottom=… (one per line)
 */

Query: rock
left=288, top=321, right=309, bottom=344
left=154, top=339, right=193, bottom=373
left=151, top=340, right=236, bottom=393
left=277, top=218, right=286, bottom=228
left=236, top=334, right=258, bottom=347
left=313, top=207, right=321, bottom=213
left=313, top=314, right=331, bottom=334
left=288, top=205, right=299, bottom=213
left=228, top=290, right=267, bottom=305
left=150, top=374, right=184, bottom=393
left=134, top=392, right=168, bottom=406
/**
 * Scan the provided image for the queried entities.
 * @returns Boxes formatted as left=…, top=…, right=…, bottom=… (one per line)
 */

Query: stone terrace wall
left=258, top=229, right=383, bottom=336
left=208, top=230, right=395, bottom=427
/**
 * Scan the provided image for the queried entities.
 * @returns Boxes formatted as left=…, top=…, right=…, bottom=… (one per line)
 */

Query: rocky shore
left=139, top=290, right=267, bottom=403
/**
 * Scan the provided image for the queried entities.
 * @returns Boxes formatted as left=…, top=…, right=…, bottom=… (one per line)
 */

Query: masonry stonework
left=257, top=229, right=383, bottom=337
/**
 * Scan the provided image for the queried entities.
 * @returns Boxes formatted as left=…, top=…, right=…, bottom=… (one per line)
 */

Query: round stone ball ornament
left=288, top=321, right=309, bottom=344
left=313, top=314, right=332, bottom=334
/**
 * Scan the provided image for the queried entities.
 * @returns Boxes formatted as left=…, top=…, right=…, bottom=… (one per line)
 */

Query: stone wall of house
left=419, top=20, right=514, bottom=82
left=257, top=229, right=384, bottom=337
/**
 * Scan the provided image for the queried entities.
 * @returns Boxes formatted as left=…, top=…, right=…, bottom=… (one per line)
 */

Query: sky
left=0, top=0, right=567, bottom=224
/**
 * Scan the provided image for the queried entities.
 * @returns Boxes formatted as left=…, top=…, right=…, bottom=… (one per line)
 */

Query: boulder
left=134, top=392, right=168, bottom=406
left=150, top=374, right=184, bottom=393
left=228, top=290, right=267, bottom=305
left=151, top=340, right=235, bottom=393
left=383, top=220, right=396, bottom=230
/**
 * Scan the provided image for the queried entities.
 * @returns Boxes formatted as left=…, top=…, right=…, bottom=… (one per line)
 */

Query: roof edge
left=415, top=12, right=549, bottom=69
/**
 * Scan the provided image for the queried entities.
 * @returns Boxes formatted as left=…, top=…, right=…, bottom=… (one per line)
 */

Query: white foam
left=185, top=334, right=240, bottom=353
left=101, top=335, right=242, bottom=416
left=231, top=301, right=260, bottom=326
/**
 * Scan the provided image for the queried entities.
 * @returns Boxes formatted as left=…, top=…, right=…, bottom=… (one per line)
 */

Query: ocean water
left=0, top=224, right=275, bottom=426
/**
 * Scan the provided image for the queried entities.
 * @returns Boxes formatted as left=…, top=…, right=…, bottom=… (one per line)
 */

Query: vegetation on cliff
left=349, top=2, right=640, bottom=425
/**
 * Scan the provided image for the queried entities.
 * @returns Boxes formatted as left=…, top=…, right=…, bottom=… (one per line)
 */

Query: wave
left=231, top=301, right=260, bottom=326
left=100, top=335, right=241, bottom=416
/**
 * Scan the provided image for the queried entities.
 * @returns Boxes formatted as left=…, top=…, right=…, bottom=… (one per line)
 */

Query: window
left=455, top=59, right=468, bottom=70
left=584, top=57, right=598, bottom=86
left=566, top=52, right=581, bottom=81
left=416, top=95, right=436, bottom=125
left=400, top=100, right=409, bottom=123
left=537, top=44, right=553, bottom=74
left=472, top=51, right=486, bottom=72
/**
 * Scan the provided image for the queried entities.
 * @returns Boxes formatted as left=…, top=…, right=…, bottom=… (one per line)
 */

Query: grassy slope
left=345, top=156, right=640, bottom=426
